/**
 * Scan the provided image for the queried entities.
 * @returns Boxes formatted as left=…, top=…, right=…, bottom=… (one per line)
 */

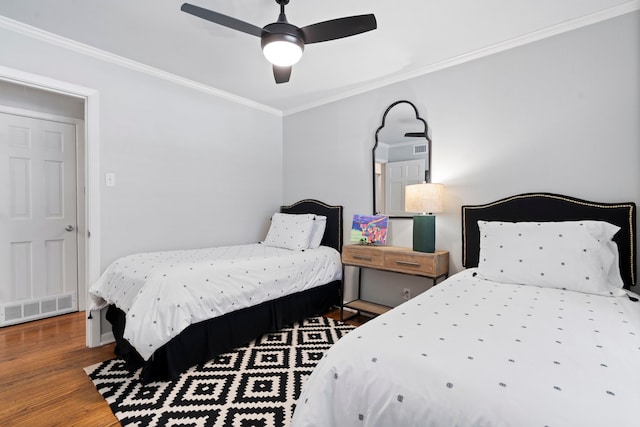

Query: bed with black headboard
left=291, top=193, right=639, bottom=427
left=93, top=199, right=343, bottom=382
left=462, top=192, right=636, bottom=289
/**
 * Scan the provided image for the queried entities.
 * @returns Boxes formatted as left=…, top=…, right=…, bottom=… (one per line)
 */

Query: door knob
left=65, top=225, right=75, bottom=232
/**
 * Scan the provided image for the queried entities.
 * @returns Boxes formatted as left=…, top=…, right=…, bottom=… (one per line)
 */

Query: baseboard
left=100, top=331, right=114, bottom=345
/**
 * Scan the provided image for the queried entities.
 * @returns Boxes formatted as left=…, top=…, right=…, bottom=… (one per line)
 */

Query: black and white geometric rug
left=85, top=316, right=354, bottom=427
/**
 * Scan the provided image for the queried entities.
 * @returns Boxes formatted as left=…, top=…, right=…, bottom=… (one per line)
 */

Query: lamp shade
left=405, top=182, right=444, bottom=214
left=262, top=34, right=304, bottom=66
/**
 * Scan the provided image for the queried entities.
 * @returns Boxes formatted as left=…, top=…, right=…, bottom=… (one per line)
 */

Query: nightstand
left=341, top=245, right=449, bottom=320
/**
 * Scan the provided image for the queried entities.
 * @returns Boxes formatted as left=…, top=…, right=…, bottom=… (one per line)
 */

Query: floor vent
left=24, top=301, right=40, bottom=317
left=58, top=295, right=73, bottom=310
left=414, top=144, right=427, bottom=155
left=4, top=305, right=22, bottom=322
left=0, top=293, right=77, bottom=327
left=42, top=298, right=57, bottom=313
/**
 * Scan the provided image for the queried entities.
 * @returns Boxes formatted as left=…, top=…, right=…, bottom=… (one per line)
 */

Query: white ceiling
left=0, top=0, right=637, bottom=114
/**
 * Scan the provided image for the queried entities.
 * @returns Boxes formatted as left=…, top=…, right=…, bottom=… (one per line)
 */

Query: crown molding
left=283, top=0, right=640, bottom=116
left=0, top=16, right=282, bottom=117
left=1, top=0, right=637, bottom=118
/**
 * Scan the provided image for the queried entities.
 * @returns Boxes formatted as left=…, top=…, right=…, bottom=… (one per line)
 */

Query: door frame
left=0, top=66, right=101, bottom=346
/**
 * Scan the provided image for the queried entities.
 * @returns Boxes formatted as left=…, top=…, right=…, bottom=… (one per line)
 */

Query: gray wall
left=0, top=26, right=284, bottom=273
left=1, top=10, right=637, bottom=312
left=283, top=11, right=640, bottom=304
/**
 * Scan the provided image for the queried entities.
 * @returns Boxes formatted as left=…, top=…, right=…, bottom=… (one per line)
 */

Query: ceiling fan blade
left=273, top=65, right=292, bottom=84
left=301, top=14, right=376, bottom=44
left=181, top=3, right=264, bottom=37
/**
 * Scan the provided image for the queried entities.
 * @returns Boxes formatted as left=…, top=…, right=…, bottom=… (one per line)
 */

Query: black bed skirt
left=106, top=280, right=341, bottom=382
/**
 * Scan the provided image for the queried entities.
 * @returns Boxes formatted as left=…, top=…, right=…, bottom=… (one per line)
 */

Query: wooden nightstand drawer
left=342, top=246, right=384, bottom=268
left=385, top=252, right=435, bottom=275
left=384, top=250, right=448, bottom=277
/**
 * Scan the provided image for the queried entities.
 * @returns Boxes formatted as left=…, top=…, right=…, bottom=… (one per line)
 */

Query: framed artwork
left=350, top=214, right=388, bottom=245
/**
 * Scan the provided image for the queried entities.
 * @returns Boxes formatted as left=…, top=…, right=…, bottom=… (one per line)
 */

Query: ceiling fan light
left=262, top=35, right=304, bottom=66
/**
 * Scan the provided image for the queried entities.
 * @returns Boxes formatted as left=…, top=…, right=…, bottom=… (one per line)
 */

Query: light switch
left=105, top=173, right=116, bottom=187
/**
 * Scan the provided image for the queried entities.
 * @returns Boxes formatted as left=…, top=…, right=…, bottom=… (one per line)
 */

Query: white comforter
left=291, top=269, right=640, bottom=427
left=89, top=244, right=342, bottom=360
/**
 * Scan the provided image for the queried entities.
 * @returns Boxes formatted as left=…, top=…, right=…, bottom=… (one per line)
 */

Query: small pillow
left=308, top=215, right=327, bottom=249
left=263, top=213, right=315, bottom=251
left=476, top=220, right=625, bottom=296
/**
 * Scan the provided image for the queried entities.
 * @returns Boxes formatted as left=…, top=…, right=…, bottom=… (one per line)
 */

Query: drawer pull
left=353, top=255, right=373, bottom=261
left=395, top=260, right=420, bottom=267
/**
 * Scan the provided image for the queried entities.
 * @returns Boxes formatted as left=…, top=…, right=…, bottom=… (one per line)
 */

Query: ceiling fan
left=181, top=0, right=377, bottom=84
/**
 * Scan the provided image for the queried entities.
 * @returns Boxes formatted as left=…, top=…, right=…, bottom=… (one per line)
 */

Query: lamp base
left=413, top=215, right=436, bottom=253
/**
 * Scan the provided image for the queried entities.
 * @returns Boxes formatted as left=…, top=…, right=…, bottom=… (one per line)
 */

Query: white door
left=0, top=112, right=78, bottom=326
left=384, top=159, right=426, bottom=216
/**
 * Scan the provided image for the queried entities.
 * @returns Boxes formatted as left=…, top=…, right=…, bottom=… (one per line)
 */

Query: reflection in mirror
left=373, top=100, right=431, bottom=217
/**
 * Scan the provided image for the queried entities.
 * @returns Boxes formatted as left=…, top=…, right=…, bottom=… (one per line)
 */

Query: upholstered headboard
left=280, top=199, right=343, bottom=252
left=462, top=193, right=636, bottom=289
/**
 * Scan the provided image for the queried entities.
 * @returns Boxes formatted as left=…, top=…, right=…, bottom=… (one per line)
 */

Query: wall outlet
left=402, top=288, right=411, bottom=300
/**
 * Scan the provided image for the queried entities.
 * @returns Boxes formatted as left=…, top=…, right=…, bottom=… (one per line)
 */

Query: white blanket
left=291, top=269, right=640, bottom=427
left=89, top=244, right=342, bottom=360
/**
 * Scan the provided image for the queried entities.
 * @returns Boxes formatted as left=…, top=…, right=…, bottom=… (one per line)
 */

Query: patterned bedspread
left=291, top=268, right=640, bottom=427
left=89, top=244, right=342, bottom=360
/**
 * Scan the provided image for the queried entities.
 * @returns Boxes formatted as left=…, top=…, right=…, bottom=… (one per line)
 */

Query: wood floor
left=0, top=308, right=368, bottom=426
left=0, top=312, right=118, bottom=426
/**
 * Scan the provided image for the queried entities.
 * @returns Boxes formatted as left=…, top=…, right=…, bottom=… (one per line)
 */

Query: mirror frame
left=372, top=100, right=432, bottom=217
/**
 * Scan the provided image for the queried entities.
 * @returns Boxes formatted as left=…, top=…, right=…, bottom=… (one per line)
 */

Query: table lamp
left=404, top=182, right=444, bottom=253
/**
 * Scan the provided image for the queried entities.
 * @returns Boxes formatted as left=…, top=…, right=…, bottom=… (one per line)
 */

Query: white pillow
left=263, top=213, right=315, bottom=251
left=308, top=215, right=327, bottom=249
left=476, top=220, right=625, bottom=296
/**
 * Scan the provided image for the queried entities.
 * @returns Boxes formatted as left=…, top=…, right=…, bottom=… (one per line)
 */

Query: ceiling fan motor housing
left=261, top=22, right=305, bottom=50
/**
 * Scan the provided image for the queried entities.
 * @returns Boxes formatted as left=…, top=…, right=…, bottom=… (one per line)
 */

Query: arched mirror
left=373, top=100, right=431, bottom=217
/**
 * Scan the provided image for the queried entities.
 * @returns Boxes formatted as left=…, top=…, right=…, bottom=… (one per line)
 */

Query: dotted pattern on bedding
left=291, top=269, right=640, bottom=427
left=476, top=220, right=625, bottom=296
left=89, top=244, right=342, bottom=360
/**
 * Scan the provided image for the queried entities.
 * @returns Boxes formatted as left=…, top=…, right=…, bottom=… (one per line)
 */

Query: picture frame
left=350, top=214, right=389, bottom=245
